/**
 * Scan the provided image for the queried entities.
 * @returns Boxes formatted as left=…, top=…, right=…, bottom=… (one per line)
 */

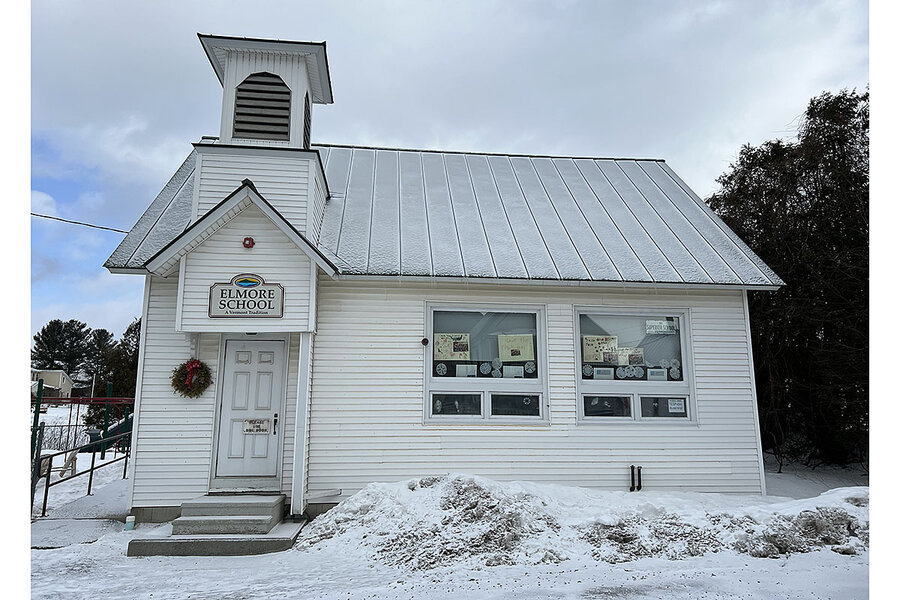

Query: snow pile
left=297, top=474, right=868, bottom=570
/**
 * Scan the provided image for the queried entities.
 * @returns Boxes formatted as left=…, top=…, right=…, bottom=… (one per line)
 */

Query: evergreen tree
left=109, top=318, right=141, bottom=398
left=31, top=319, right=92, bottom=377
left=84, top=328, right=117, bottom=390
left=708, top=88, right=868, bottom=466
left=84, top=319, right=141, bottom=428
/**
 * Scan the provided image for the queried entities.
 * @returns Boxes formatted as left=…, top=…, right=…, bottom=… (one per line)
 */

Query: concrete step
left=127, top=520, right=305, bottom=557
left=180, top=494, right=284, bottom=519
left=171, top=514, right=279, bottom=535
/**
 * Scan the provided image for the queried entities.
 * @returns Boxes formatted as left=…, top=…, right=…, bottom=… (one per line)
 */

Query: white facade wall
left=131, top=275, right=302, bottom=508
left=131, top=275, right=216, bottom=507
left=131, top=273, right=764, bottom=510
left=306, top=279, right=765, bottom=499
left=309, top=172, right=327, bottom=242
left=194, top=149, right=312, bottom=230
left=179, top=204, right=313, bottom=332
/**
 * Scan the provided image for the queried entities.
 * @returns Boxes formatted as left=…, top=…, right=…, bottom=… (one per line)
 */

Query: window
left=584, top=395, right=631, bottom=418
left=233, top=72, right=291, bottom=141
left=576, top=309, right=692, bottom=421
left=640, top=396, right=688, bottom=418
left=431, top=393, right=481, bottom=416
left=426, top=306, right=545, bottom=422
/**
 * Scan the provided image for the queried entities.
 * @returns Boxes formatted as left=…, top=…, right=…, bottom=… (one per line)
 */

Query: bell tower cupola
left=198, top=34, right=333, bottom=149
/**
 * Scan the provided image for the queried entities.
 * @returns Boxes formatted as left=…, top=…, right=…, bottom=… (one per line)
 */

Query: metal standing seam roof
left=313, top=144, right=782, bottom=287
left=105, top=143, right=783, bottom=288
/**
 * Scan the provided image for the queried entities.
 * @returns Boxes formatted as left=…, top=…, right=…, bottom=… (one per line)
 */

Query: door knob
left=273, top=413, right=278, bottom=434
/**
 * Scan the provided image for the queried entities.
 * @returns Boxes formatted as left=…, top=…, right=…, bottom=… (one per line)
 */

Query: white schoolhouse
left=105, top=34, right=783, bottom=553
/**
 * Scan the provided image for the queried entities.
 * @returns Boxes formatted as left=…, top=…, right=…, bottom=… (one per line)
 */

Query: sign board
left=242, top=418, right=270, bottom=434
left=646, top=320, right=678, bottom=335
left=209, top=274, right=284, bottom=318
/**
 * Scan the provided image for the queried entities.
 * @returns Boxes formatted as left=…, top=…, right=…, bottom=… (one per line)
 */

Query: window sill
left=576, top=419, right=700, bottom=427
left=423, top=418, right=551, bottom=428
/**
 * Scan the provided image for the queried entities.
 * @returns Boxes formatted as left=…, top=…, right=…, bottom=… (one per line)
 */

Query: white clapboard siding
left=179, top=204, right=312, bottom=332
left=308, top=171, right=327, bottom=242
left=281, top=333, right=301, bottom=496
left=132, top=276, right=218, bottom=507
left=306, top=280, right=764, bottom=499
left=132, top=276, right=302, bottom=508
left=195, top=150, right=312, bottom=232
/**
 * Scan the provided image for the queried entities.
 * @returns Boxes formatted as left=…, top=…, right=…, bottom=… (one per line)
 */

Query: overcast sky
left=30, top=0, right=868, bottom=339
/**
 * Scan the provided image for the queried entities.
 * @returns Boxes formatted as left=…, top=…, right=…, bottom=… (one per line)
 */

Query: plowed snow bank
left=296, top=474, right=868, bottom=570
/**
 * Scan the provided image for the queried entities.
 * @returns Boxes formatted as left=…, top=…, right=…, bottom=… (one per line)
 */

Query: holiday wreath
left=171, top=358, right=213, bottom=398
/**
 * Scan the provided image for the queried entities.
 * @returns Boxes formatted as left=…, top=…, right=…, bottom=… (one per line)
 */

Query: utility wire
left=30, top=213, right=128, bottom=234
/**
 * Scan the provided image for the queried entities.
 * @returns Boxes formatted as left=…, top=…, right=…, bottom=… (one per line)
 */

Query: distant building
left=31, top=369, right=74, bottom=398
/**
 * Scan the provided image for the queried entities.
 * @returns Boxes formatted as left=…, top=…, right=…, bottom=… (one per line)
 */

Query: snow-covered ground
left=31, top=465, right=869, bottom=600
left=764, top=455, right=869, bottom=499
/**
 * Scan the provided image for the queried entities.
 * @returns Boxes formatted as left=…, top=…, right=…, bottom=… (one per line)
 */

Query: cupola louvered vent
left=233, top=72, right=291, bottom=141
left=303, top=93, right=311, bottom=149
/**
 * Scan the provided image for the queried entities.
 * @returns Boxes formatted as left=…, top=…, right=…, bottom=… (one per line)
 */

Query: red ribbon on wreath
left=185, top=359, right=202, bottom=388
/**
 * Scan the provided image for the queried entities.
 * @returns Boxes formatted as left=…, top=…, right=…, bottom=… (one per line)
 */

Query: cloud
left=31, top=190, right=57, bottom=215
left=32, top=1, right=867, bottom=199
left=31, top=291, right=144, bottom=339
left=30, top=0, right=868, bottom=332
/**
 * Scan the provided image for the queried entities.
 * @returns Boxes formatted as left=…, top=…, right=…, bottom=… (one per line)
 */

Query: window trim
left=574, top=306, right=698, bottom=425
left=424, top=302, right=549, bottom=425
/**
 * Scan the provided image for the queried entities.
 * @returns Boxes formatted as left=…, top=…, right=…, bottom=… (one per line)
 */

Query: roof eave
left=331, top=273, right=783, bottom=292
left=144, top=179, right=339, bottom=277
left=105, top=266, right=149, bottom=275
left=197, top=33, right=333, bottom=104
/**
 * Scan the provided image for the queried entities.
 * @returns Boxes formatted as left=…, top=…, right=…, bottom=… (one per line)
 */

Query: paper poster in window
left=498, top=334, right=535, bottom=362
left=617, top=347, right=644, bottom=366
left=667, top=398, right=686, bottom=413
left=582, top=335, right=618, bottom=362
left=434, top=333, right=471, bottom=360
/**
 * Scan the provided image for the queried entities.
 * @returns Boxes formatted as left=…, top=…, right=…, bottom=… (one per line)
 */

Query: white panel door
left=215, top=339, right=285, bottom=478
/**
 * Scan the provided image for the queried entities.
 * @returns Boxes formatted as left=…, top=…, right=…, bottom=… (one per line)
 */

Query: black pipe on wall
left=636, top=466, right=642, bottom=491
left=629, top=465, right=635, bottom=492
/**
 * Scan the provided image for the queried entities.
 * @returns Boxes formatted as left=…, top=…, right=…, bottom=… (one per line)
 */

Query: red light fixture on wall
left=243, top=236, right=255, bottom=249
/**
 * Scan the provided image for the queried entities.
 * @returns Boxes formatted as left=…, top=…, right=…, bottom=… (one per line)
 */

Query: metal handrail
left=33, top=430, right=132, bottom=517
left=37, top=430, right=131, bottom=461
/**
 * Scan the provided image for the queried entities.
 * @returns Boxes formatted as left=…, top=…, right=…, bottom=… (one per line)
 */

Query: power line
left=30, top=213, right=128, bottom=234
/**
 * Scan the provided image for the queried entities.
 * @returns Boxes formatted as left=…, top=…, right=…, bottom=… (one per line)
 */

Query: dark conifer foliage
left=32, top=317, right=142, bottom=428
left=708, top=89, right=868, bottom=466
left=31, top=319, right=91, bottom=377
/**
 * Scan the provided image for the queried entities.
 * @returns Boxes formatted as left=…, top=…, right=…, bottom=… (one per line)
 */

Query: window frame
left=424, top=302, right=549, bottom=425
left=574, top=306, right=698, bottom=425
